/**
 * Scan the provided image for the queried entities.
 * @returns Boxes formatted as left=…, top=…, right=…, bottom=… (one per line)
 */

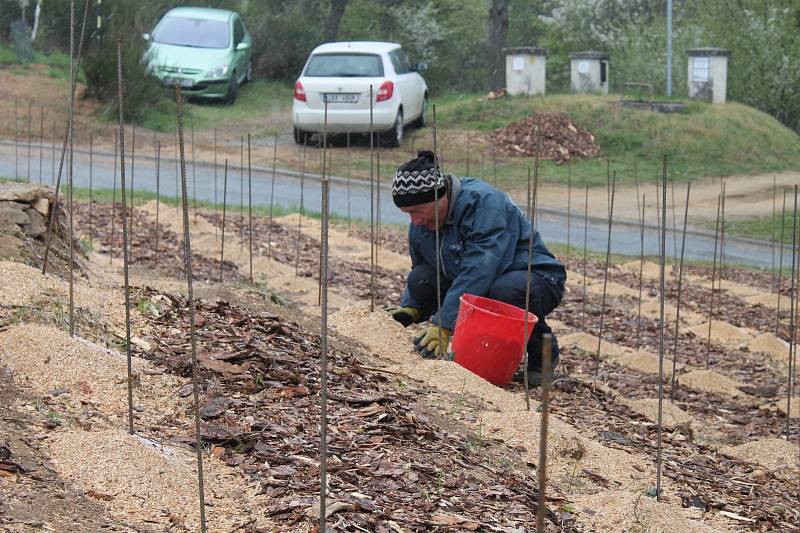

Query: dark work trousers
left=406, top=264, right=565, bottom=370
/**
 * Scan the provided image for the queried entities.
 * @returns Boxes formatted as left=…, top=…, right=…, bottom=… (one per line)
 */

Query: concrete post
left=570, top=51, right=610, bottom=95
left=503, top=47, right=547, bottom=96
left=686, top=48, right=730, bottom=104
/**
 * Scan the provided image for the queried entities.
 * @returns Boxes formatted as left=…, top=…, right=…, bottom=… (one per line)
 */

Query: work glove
left=387, top=306, right=421, bottom=327
left=414, top=326, right=451, bottom=359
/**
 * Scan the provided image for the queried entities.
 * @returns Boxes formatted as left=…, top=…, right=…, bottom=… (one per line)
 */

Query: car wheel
left=224, top=74, right=239, bottom=104
left=411, top=97, right=427, bottom=129
left=383, top=110, right=403, bottom=148
left=293, top=127, right=309, bottom=145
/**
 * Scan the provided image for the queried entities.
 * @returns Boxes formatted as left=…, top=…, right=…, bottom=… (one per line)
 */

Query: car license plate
left=164, top=77, right=193, bottom=88
left=324, top=93, right=358, bottom=103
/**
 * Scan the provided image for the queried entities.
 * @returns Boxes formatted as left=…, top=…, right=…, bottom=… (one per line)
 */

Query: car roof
left=311, top=41, right=401, bottom=55
left=165, top=7, right=235, bottom=22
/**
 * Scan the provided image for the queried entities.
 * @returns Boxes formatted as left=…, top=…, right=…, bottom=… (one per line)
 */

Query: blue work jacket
left=400, top=177, right=564, bottom=331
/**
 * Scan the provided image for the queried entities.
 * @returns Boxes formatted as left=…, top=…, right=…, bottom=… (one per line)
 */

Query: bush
left=82, top=34, right=164, bottom=123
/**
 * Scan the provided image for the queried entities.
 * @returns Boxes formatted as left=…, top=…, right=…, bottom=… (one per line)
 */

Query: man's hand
left=387, top=306, right=421, bottom=327
left=414, top=326, right=450, bottom=359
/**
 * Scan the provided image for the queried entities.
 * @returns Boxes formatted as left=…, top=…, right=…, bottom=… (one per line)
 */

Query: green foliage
left=81, top=8, right=164, bottom=123
left=698, top=0, right=800, bottom=132
left=435, top=93, right=800, bottom=185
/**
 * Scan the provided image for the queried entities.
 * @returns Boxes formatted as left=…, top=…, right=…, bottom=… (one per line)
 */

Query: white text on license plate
left=324, top=93, right=358, bottom=103
left=165, top=77, right=193, bottom=88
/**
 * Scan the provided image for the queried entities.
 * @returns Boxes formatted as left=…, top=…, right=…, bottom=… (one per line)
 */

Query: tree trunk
left=31, top=0, right=42, bottom=41
left=487, top=0, right=509, bottom=91
left=323, top=0, right=350, bottom=43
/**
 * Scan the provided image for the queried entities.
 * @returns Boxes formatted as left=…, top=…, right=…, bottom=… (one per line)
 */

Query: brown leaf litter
left=488, top=111, right=600, bottom=163
left=721, top=438, right=799, bottom=474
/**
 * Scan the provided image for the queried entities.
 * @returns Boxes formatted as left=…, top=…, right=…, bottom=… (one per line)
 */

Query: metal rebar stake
left=705, top=194, right=722, bottom=368
left=116, top=40, right=134, bottom=436
left=295, top=146, right=306, bottom=276
left=175, top=86, right=208, bottom=533
left=346, top=132, right=352, bottom=233
left=656, top=157, right=667, bottom=502
left=465, top=131, right=471, bottom=177
left=522, top=167, right=534, bottom=393
left=247, top=133, right=253, bottom=284
left=267, top=133, right=278, bottom=259
left=38, top=107, right=44, bottom=184
left=319, top=100, right=331, bottom=533
left=670, top=183, right=691, bottom=401
left=41, top=0, right=89, bottom=275
left=155, top=142, right=160, bottom=268
left=566, top=159, right=571, bottom=269
left=191, top=116, right=197, bottom=218
left=369, top=85, right=376, bottom=312
left=772, top=177, right=777, bottom=293
left=582, top=184, right=589, bottom=331
left=27, top=99, right=32, bottom=182
left=51, top=121, right=55, bottom=184
left=636, top=194, right=646, bottom=350
left=777, top=190, right=788, bottom=336
left=67, top=5, right=75, bottom=337
left=220, top=160, right=229, bottom=284
left=214, top=127, right=218, bottom=240
left=88, top=132, right=93, bottom=247
left=595, top=172, right=616, bottom=379
left=786, top=185, right=798, bottom=437
left=14, top=100, right=18, bottom=180
left=432, top=105, right=444, bottom=358
left=240, top=136, right=244, bottom=250
left=536, top=333, right=553, bottom=532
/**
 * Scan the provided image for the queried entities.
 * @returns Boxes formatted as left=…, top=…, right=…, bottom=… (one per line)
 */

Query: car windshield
left=304, top=54, right=383, bottom=77
left=154, top=16, right=230, bottom=49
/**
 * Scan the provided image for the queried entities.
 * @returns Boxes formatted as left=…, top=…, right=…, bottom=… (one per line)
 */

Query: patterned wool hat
left=392, top=150, right=447, bottom=208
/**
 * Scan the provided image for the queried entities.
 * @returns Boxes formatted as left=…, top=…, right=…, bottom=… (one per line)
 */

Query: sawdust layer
left=573, top=490, right=731, bottom=533
left=678, top=370, right=749, bottom=399
left=747, top=333, right=789, bottom=365
left=687, top=320, right=752, bottom=344
left=614, top=350, right=683, bottom=377
left=274, top=213, right=411, bottom=273
left=721, top=438, right=799, bottom=474
left=624, top=398, right=694, bottom=428
left=45, top=428, right=272, bottom=531
left=621, top=260, right=663, bottom=280
left=0, top=324, right=182, bottom=425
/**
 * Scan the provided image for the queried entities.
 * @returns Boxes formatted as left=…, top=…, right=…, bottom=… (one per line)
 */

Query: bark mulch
left=135, top=289, right=578, bottom=532
left=74, top=201, right=242, bottom=282
left=488, top=112, right=600, bottom=163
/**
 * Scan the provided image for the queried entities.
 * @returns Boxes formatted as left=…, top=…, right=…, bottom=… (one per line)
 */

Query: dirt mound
left=722, top=438, right=799, bottom=473
left=489, top=111, right=600, bottom=163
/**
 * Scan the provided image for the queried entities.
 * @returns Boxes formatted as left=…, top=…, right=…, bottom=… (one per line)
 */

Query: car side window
left=389, top=50, right=403, bottom=74
left=233, top=17, right=244, bottom=45
left=398, top=49, right=412, bottom=74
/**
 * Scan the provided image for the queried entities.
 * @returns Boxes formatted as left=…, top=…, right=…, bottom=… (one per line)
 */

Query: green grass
left=713, top=212, right=795, bottom=244
left=139, top=80, right=292, bottom=133
left=431, top=93, right=800, bottom=186
left=0, top=42, right=81, bottom=81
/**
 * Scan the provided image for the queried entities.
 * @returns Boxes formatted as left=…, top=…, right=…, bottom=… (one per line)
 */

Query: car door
left=232, top=16, right=247, bottom=82
left=403, top=49, right=426, bottom=117
left=389, top=49, right=416, bottom=123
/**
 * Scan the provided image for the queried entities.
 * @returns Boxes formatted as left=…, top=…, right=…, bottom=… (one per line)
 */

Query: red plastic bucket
left=451, top=294, right=538, bottom=387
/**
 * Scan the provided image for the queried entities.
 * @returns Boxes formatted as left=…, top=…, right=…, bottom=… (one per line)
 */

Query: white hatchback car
left=292, top=41, right=428, bottom=147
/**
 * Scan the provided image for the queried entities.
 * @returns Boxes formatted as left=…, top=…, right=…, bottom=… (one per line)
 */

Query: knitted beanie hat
left=392, top=150, right=447, bottom=208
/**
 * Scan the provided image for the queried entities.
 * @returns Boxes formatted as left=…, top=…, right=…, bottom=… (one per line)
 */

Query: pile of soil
left=489, top=111, right=600, bottom=163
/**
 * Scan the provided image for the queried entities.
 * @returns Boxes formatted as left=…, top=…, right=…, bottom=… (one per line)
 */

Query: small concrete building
left=570, top=51, right=610, bottom=95
left=503, top=47, right=547, bottom=96
left=686, top=47, right=730, bottom=104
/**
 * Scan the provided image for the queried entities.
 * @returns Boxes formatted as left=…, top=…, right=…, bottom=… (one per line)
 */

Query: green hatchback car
left=144, top=7, right=253, bottom=103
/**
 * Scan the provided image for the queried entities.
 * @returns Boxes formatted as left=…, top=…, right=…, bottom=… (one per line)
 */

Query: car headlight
left=206, top=63, right=229, bottom=78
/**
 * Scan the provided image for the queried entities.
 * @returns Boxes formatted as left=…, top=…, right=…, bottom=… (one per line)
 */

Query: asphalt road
left=0, top=139, right=777, bottom=268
